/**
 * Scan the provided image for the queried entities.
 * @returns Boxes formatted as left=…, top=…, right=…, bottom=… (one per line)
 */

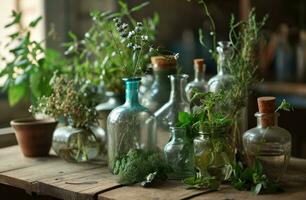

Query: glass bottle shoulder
left=243, top=126, right=291, bottom=144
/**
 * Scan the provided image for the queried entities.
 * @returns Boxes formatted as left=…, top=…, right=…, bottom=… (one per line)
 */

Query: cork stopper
left=257, top=96, right=276, bottom=113
left=257, top=96, right=276, bottom=127
left=151, top=56, right=177, bottom=71
left=193, top=59, right=205, bottom=72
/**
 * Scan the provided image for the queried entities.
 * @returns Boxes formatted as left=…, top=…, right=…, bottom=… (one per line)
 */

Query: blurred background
left=0, top=0, right=305, bottom=157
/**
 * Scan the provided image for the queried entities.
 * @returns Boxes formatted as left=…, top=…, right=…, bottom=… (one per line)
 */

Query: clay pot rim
left=10, top=118, right=57, bottom=126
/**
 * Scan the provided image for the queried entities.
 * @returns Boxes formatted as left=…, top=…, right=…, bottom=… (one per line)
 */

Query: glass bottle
left=52, top=126, right=105, bottom=162
left=208, top=41, right=233, bottom=92
left=164, top=127, right=195, bottom=179
left=107, top=77, right=156, bottom=172
left=154, top=74, right=190, bottom=150
left=243, top=97, right=291, bottom=182
left=96, top=91, right=125, bottom=132
left=141, top=56, right=177, bottom=112
left=193, top=128, right=233, bottom=181
left=185, top=58, right=208, bottom=101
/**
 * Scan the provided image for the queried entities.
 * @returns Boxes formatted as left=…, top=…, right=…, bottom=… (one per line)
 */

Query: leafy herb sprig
left=230, top=161, right=283, bottom=194
left=276, top=99, right=294, bottom=112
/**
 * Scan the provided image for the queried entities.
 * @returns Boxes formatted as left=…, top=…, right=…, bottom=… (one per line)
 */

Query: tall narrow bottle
left=154, top=74, right=190, bottom=151
left=141, top=56, right=177, bottom=112
left=208, top=41, right=233, bottom=92
left=243, top=97, right=291, bottom=182
left=185, top=58, right=208, bottom=101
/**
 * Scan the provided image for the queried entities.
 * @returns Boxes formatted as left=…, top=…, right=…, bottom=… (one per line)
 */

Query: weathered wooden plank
left=0, top=127, right=16, bottom=148
left=0, top=145, right=58, bottom=172
left=98, top=158, right=306, bottom=200
left=36, top=167, right=121, bottom=200
left=0, top=158, right=102, bottom=193
left=98, top=180, right=212, bottom=200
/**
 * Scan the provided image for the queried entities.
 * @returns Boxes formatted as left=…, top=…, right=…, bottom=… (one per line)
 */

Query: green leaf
left=179, top=112, right=191, bottom=125
left=5, top=11, right=22, bottom=28
left=131, top=1, right=150, bottom=13
left=253, top=183, right=262, bottom=194
left=29, top=16, right=42, bottom=27
left=29, top=72, right=42, bottom=98
left=8, top=81, right=27, bottom=106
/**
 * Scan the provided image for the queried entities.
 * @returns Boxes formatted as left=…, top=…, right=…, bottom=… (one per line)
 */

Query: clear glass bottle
left=107, top=77, right=157, bottom=172
left=141, top=56, right=177, bottom=112
left=154, top=74, right=190, bottom=150
left=208, top=41, right=233, bottom=92
left=164, top=127, right=195, bottom=179
left=243, top=97, right=291, bottom=182
left=185, top=58, right=208, bottom=101
left=52, top=126, right=105, bottom=162
left=193, top=129, right=233, bottom=181
left=96, top=91, right=125, bottom=132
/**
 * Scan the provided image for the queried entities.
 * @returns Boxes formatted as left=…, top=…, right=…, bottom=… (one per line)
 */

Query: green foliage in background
left=65, top=0, right=159, bottom=94
left=0, top=11, right=67, bottom=106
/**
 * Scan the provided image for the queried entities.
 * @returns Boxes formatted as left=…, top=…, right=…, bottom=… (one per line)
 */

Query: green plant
left=113, top=149, right=168, bottom=186
left=183, top=176, right=220, bottom=190
left=30, top=75, right=98, bottom=128
left=178, top=92, right=232, bottom=141
left=0, top=11, right=67, bottom=106
left=230, top=161, right=283, bottom=194
left=276, top=99, right=294, bottom=112
left=65, top=1, right=159, bottom=94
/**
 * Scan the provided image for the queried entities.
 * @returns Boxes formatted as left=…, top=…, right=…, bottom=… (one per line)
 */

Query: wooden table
left=0, top=145, right=306, bottom=200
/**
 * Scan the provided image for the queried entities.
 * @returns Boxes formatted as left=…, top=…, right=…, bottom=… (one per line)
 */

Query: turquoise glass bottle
left=107, top=78, right=157, bottom=172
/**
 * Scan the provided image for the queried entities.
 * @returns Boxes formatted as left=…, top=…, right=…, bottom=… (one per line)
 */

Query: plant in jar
left=105, top=5, right=166, bottom=173
left=179, top=92, right=234, bottom=187
left=30, top=75, right=105, bottom=162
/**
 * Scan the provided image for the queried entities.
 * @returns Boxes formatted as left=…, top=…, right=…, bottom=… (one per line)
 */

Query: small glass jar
left=243, top=112, right=291, bottom=182
left=107, top=77, right=157, bottom=172
left=52, top=126, right=105, bottom=162
left=185, top=59, right=208, bottom=101
left=164, top=127, right=195, bottom=179
left=154, top=74, right=190, bottom=150
left=194, top=129, right=233, bottom=181
left=141, top=56, right=177, bottom=112
left=208, top=41, right=233, bottom=92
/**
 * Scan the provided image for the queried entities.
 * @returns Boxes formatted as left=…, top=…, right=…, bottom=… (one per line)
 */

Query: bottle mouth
left=254, top=112, right=279, bottom=118
left=168, top=74, right=189, bottom=79
left=122, top=77, right=141, bottom=82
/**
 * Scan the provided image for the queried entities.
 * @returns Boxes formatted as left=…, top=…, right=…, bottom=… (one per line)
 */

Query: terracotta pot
left=10, top=118, right=58, bottom=157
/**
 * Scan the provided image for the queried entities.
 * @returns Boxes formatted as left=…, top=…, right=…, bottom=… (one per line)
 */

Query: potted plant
left=0, top=11, right=67, bottom=157
left=10, top=118, right=57, bottom=157
left=30, top=75, right=106, bottom=162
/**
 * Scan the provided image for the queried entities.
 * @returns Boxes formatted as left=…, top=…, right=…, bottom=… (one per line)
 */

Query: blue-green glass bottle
left=107, top=78, right=157, bottom=172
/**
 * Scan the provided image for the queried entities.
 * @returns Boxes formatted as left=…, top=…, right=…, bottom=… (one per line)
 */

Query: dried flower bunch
left=30, top=75, right=98, bottom=128
left=110, top=17, right=156, bottom=78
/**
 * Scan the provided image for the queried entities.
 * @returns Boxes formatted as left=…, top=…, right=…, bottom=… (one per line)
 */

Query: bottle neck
left=124, top=78, right=141, bottom=106
left=170, top=127, right=186, bottom=141
left=256, top=112, right=279, bottom=128
left=194, top=68, right=205, bottom=81
left=169, top=74, right=188, bottom=102
left=154, top=68, right=176, bottom=86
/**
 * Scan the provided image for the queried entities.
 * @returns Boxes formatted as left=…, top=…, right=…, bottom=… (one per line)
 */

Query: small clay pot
left=10, top=118, right=58, bottom=157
